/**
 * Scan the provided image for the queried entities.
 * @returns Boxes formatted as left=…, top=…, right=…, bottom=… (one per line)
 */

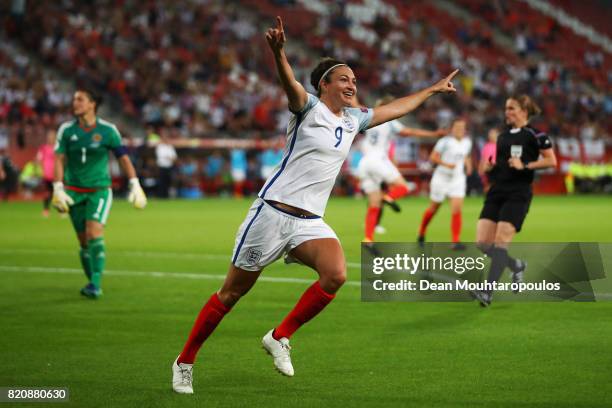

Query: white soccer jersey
left=361, top=119, right=404, bottom=157
left=432, top=136, right=472, bottom=180
left=258, top=94, right=372, bottom=216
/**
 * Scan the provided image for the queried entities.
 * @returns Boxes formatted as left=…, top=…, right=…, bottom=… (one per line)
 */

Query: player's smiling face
left=452, top=120, right=466, bottom=139
left=324, top=66, right=357, bottom=107
left=505, top=99, right=528, bottom=128
left=72, top=91, right=96, bottom=117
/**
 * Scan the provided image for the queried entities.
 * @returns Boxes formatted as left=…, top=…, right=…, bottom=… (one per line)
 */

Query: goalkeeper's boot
left=80, top=283, right=103, bottom=299
left=172, top=357, right=194, bottom=394
left=510, top=259, right=527, bottom=294
left=262, top=329, right=294, bottom=377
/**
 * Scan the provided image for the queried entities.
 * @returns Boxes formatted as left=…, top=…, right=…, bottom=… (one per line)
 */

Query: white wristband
left=53, top=182, right=64, bottom=190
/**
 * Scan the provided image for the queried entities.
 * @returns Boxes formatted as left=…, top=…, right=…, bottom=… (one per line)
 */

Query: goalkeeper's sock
left=79, top=247, right=92, bottom=281
left=178, top=292, right=231, bottom=364
left=364, top=206, right=380, bottom=241
left=273, top=281, right=335, bottom=340
left=485, top=246, right=508, bottom=295
left=88, top=237, right=106, bottom=289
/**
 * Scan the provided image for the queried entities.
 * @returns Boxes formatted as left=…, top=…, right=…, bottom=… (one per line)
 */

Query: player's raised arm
left=265, top=16, right=308, bottom=112
left=369, top=70, right=459, bottom=129
left=398, top=127, right=448, bottom=138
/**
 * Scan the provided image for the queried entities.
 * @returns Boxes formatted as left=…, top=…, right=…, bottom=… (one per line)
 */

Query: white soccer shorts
left=231, top=198, right=338, bottom=271
left=358, top=155, right=402, bottom=194
left=429, top=173, right=466, bottom=203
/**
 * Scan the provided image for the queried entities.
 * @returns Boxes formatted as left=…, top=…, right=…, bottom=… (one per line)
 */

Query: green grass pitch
left=1, top=196, right=611, bottom=407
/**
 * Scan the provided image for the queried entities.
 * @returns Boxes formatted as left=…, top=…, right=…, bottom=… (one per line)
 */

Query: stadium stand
left=0, top=0, right=609, bottom=198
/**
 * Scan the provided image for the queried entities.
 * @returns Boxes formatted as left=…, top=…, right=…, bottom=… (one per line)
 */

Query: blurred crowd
left=0, top=0, right=610, bottom=201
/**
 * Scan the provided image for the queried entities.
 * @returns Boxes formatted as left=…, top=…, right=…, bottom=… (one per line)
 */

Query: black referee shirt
left=489, top=126, right=552, bottom=186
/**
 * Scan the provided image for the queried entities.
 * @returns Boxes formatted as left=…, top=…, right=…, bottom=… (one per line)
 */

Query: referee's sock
left=485, top=246, right=509, bottom=294
left=480, top=244, right=520, bottom=272
left=178, top=292, right=231, bottom=364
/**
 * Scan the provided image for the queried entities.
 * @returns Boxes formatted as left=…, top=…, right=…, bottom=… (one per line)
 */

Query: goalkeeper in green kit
left=52, top=88, right=147, bottom=299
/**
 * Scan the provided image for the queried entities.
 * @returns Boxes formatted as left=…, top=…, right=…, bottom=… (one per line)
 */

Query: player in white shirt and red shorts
left=358, top=96, right=445, bottom=243
left=171, top=16, right=459, bottom=394
left=418, top=118, right=472, bottom=250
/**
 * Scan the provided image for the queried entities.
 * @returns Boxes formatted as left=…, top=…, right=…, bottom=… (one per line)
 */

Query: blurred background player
left=417, top=118, right=472, bottom=250
left=36, top=130, right=56, bottom=217
left=475, top=95, right=557, bottom=306
left=359, top=95, right=446, bottom=243
left=52, top=88, right=147, bottom=299
left=171, top=16, right=459, bottom=394
left=478, top=128, right=499, bottom=192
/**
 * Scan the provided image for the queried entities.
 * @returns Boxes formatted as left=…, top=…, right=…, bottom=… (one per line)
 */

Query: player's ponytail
left=510, top=95, right=541, bottom=119
left=310, top=58, right=348, bottom=96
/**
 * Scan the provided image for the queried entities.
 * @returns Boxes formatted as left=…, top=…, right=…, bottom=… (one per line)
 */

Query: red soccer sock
left=387, top=184, right=409, bottom=200
left=273, top=281, right=336, bottom=340
left=178, top=292, right=231, bottom=364
left=419, top=207, right=436, bottom=236
left=451, top=212, right=462, bottom=243
left=365, top=206, right=381, bottom=241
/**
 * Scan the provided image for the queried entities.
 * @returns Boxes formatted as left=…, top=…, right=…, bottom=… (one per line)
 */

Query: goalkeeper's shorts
left=66, top=188, right=113, bottom=232
left=231, top=198, right=338, bottom=272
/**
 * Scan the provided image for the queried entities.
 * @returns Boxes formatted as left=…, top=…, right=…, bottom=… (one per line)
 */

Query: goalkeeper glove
left=128, top=178, right=147, bottom=209
left=51, top=182, right=74, bottom=213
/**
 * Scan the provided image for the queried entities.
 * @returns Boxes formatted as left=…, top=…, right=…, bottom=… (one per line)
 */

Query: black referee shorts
left=479, top=184, right=533, bottom=232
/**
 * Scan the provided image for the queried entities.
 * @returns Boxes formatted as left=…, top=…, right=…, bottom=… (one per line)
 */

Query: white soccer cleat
left=172, top=357, right=194, bottom=394
left=262, top=329, right=294, bottom=377
left=374, top=225, right=387, bottom=234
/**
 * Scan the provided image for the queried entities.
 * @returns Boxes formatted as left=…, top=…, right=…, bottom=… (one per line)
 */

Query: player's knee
left=321, top=266, right=346, bottom=293
left=217, top=288, right=246, bottom=307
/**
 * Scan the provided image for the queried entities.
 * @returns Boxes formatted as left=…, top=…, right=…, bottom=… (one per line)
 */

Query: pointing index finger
left=446, top=69, right=459, bottom=81
left=276, top=16, right=284, bottom=32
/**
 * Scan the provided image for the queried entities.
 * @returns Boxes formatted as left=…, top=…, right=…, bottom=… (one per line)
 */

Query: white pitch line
left=0, top=265, right=361, bottom=286
left=0, top=248, right=362, bottom=269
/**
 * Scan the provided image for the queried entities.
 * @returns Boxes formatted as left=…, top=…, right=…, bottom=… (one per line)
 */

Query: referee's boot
left=509, top=259, right=527, bottom=294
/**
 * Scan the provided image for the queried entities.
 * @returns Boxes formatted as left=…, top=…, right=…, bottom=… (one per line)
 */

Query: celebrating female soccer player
left=475, top=95, right=556, bottom=306
left=53, top=88, right=147, bottom=299
left=172, top=16, right=458, bottom=394
left=417, top=118, right=472, bottom=249
left=359, top=96, right=446, bottom=243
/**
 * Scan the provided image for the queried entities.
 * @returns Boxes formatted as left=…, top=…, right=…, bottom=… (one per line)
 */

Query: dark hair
left=310, top=57, right=348, bottom=95
left=76, top=86, right=103, bottom=112
left=509, top=94, right=541, bottom=118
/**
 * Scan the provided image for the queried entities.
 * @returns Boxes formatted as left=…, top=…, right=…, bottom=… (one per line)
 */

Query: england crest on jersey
left=342, top=115, right=355, bottom=132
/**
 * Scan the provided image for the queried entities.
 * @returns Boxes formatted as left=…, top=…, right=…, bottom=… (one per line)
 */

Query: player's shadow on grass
left=390, top=303, right=486, bottom=332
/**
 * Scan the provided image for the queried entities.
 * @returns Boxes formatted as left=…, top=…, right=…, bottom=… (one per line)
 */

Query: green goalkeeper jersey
left=55, top=118, right=124, bottom=189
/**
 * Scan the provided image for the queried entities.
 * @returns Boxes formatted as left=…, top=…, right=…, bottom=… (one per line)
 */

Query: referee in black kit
left=475, top=95, right=557, bottom=306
